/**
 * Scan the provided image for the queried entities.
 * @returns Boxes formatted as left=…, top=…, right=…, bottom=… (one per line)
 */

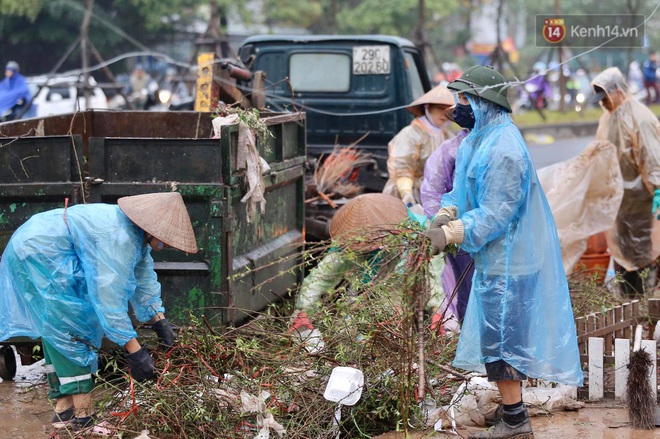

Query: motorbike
left=524, top=74, right=552, bottom=111
left=109, top=78, right=195, bottom=111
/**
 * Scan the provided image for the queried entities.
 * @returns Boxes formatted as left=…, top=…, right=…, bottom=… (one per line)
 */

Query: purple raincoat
left=421, top=129, right=474, bottom=323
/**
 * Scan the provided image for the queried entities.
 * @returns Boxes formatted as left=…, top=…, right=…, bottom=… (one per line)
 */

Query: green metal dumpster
left=0, top=110, right=305, bottom=331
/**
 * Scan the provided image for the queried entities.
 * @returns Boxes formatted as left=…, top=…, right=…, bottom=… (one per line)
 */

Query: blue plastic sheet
left=441, top=95, right=583, bottom=386
left=0, top=204, right=164, bottom=367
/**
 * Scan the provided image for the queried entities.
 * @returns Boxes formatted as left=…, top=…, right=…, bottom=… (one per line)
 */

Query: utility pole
left=555, top=0, right=567, bottom=112
left=414, top=0, right=445, bottom=81
left=80, top=0, right=94, bottom=111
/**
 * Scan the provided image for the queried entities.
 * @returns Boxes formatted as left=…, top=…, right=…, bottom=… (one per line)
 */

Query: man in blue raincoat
left=0, top=61, right=32, bottom=120
left=425, top=66, right=583, bottom=439
left=0, top=192, right=197, bottom=432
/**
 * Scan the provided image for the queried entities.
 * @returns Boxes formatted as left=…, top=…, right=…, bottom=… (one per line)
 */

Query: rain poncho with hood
left=441, top=95, right=583, bottom=386
left=0, top=69, right=31, bottom=114
left=420, top=129, right=474, bottom=324
left=592, top=67, right=660, bottom=271
left=0, top=204, right=164, bottom=368
left=382, top=117, right=448, bottom=201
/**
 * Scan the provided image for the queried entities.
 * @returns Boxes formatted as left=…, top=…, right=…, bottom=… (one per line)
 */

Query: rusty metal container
left=0, top=110, right=305, bottom=327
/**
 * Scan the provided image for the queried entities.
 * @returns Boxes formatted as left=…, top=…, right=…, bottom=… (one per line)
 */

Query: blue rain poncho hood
left=0, top=204, right=164, bottom=368
left=0, top=71, right=31, bottom=113
left=440, top=95, right=583, bottom=386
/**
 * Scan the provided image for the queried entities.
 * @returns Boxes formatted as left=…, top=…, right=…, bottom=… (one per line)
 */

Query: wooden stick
left=427, top=359, right=472, bottom=381
left=305, top=192, right=336, bottom=204
left=318, top=191, right=338, bottom=209
left=417, top=290, right=425, bottom=401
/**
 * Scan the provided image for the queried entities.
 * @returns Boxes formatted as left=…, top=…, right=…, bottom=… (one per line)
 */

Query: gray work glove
left=424, top=226, right=447, bottom=256
left=125, top=347, right=155, bottom=382
left=431, top=206, right=457, bottom=228
left=431, top=214, right=451, bottom=228
left=151, top=319, right=177, bottom=348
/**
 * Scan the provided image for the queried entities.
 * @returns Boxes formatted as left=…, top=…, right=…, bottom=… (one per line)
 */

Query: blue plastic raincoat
left=0, top=71, right=31, bottom=113
left=441, top=95, right=583, bottom=386
left=0, top=204, right=164, bottom=368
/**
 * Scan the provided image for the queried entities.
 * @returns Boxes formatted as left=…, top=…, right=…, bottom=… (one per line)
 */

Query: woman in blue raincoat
left=425, top=66, right=583, bottom=439
left=0, top=192, right=197, bottom=431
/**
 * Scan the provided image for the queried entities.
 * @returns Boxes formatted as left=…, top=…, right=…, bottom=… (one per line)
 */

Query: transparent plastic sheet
left=382, top=117, right=447, bottom=201
left=592, top=67, right=660, bottom=271
left=440, top=95, right=583, bottom=386
left=212, top=115, right=266, bottom=223
left=537, top=140, right=624, bottom=274
left=434, top=377, right=581, bottom=428
left=0, top=205, right=163, bottom=367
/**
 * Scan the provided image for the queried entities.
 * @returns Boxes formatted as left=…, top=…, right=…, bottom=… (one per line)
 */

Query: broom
left=627, top=324, right=655, bottom=429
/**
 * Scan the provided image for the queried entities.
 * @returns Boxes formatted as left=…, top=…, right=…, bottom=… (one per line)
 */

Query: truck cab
left=238, top=35, right=432, bottom=192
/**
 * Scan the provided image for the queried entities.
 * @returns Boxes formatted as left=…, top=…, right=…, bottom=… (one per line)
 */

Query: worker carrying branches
left=289, top=193, right=443, bottom=352
left=425, top=66, right=583, bottom=439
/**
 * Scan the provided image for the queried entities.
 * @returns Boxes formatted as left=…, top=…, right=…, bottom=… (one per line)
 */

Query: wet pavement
left=2, top=375, right=660, bottom=439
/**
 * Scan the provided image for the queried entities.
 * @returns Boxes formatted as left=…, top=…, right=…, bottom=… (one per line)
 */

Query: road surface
left=528, top=136, right=592, bottom=170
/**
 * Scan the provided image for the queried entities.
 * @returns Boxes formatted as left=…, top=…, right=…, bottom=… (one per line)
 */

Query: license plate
left=352, top=46, right=390, bottom=75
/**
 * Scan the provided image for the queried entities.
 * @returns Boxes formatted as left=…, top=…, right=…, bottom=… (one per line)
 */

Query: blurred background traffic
left=1, top=0, right=659, bottom=121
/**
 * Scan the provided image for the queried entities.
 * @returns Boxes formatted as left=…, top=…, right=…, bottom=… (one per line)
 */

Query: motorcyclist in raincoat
left=420, top=105, right=474, bottom=332
left=592, top=67, right=660, bottom=296
left=0, top=192, right=197, bottom=431
left=425, top=66, right=583, bottom=439
left=0, top=61, right=32, bottom=121
left=382, top=84, right=455, bottom=208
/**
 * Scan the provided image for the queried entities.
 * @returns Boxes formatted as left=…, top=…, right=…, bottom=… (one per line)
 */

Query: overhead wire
left=45, top=0, right=660, bottom=118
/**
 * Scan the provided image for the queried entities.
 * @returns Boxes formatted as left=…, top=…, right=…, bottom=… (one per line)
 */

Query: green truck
left=0, top=110, right=305, bottom=379
left=238, top=35, right=433, bottom=238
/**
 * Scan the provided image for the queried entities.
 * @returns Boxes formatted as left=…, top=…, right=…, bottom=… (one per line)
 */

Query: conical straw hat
left=329, top=193, right=407, bottom=249
left=118, top=192, right=198, bottom=254
left=444, top=105, right=456, bottom=122
left=407, top=85, right=455, bottom=117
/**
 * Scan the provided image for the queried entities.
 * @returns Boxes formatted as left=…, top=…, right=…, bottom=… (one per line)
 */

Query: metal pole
left=555, top=0, right=567, bottom=112
left=80, top=0, right=94, bottom=111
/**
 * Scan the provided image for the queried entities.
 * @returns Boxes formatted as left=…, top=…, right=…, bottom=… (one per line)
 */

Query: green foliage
left=0, top=0, right=43, bottom=21
left=94, top=223, right=459, bottom=437
left=262, top=0, right=324, bottom=29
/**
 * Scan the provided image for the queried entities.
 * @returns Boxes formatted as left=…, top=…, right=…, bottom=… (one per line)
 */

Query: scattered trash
left=436, top=376, right=582, bottom=429
left=324, top=367, right=364, bottom=438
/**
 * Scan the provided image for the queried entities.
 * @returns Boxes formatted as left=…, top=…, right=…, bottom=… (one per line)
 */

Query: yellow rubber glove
left=396, top=177, right=415, bottom=206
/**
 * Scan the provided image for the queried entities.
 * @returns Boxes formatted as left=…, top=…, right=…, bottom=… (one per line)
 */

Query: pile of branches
left=92, top=221, right=461, bottom=438
left=307, top=136, right=373, bottom=208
